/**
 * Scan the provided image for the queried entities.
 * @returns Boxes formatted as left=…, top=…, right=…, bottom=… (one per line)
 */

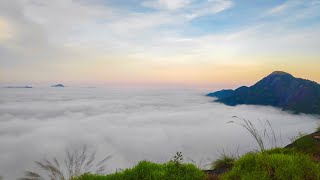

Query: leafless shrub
left=20, top=145, right=112, bottom=180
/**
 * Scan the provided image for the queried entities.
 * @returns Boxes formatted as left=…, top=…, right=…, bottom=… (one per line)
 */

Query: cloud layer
left=0, top=87, right=319, bottom=179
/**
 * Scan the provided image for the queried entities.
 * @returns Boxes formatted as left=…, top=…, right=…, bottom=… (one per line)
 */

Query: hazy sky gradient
left=1, top=0, right=320, bottom=87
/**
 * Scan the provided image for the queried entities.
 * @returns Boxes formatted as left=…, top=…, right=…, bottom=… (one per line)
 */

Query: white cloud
left=0, top=87, right=318, bottom=179
left=0, top=0, right=235, bottom=68
left=142, top=0, right=191, bottom=10
left=264, top=0, right=320, bottom=18
left=208, top=0, right=234, bottom=13
left=142, top=0, right=233, bottom=19
left=186, top=0, right=233, bottom=19
left=107, top=12, right=178, bottom=36
left=266, top=3, right=289, bottom=16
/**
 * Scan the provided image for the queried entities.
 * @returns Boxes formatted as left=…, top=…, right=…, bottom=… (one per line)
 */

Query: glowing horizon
left=1, top=0, right=320, bottom=87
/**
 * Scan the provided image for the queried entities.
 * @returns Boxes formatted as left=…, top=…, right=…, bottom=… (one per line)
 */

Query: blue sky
left=0, top=0, right=320, bottom=86
left=99, top=0, right=317, bottom=36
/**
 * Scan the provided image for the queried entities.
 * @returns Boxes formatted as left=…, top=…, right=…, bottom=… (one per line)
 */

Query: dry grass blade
left=54, top=158, right=60, bottom=168
left=266, top=120, right=277, bottom=147
left=229, top=117, right=265, bottom=152
left=19, top=171, right=46, bottom=180
left=20, top=145, right=112, bottom=180
left=84, top=152, right=95, bottom=172
left=96, top=155, right=112, bottom=168
left=95, top=165, right=106, bottom=174
left=229, top=117, right=281, bottom=152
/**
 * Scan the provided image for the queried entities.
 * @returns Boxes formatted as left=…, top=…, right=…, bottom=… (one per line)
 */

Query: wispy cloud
left=142, top=0, right=234, bottom=19
left=266, top=2, right=290, bottom=16
left=264, top=0, right=320, bottom=20
left=142, top=0, right=191, bottom=10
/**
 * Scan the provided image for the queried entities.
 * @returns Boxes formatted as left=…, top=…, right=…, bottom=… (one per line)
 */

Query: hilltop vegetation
left=73, top=161, right=206, bottom=180
left=72, top=140, right=320, bottom=180
left=21, top=120, right=320, bottom=180
left=70, top=123, right=320, bottom=180
left=221, top=149, right=320, bottom=180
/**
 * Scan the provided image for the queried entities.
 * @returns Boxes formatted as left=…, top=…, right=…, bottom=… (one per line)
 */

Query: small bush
left=73, top=161, right=207, bottom=180
left=211, top=155, right=235, bottom=170
left=221, top=151, right=320, bottom=180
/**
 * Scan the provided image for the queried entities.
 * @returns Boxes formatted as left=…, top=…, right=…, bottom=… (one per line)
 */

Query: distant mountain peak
left=270, top=71, right=292, bottom=76
left=207, top=71, right=320, bottom=115
left=51, top=84, right=65, bottom=87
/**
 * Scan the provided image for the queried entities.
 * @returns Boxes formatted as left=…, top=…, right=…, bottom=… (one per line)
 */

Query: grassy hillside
left=221, top=149, right=320, bottom=180
left=70, top=130, right=320, bottom=180
left=21, top=120, right=320, bottom=180
left=72, top=161, right=206, bottom=180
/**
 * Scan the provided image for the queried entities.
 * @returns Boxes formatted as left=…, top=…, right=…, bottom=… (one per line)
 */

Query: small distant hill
left=51, top=84, right=65, bottom=87
left=5, top=86, right=32, bottom=88
left=207, top=71, right=320, bottom=115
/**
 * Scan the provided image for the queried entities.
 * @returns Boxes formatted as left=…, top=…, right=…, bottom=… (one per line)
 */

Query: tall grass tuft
left=211, top=154, right=235, bottom=170
left=20, top=145, right=112, bottom=180
left=228, top=117, right=278, bottom=152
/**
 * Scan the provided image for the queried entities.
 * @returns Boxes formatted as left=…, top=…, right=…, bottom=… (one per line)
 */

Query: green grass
left=263, top=147, right=301, bottom=155
left=72, top=161, right=207, bottom=180
left=289, top=131, right=320, bottom=155
left=211, top=155, right=236, bottom=170
left=221, top=150, right=320, bottom=180
left=291, top=135, right=318, bottom=154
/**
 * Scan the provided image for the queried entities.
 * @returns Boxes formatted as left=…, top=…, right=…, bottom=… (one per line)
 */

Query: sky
left=1, top=0, right=320, bottom=87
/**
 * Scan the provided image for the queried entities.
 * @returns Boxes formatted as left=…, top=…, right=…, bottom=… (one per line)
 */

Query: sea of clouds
left=0, top=87, right=319, bottom=179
